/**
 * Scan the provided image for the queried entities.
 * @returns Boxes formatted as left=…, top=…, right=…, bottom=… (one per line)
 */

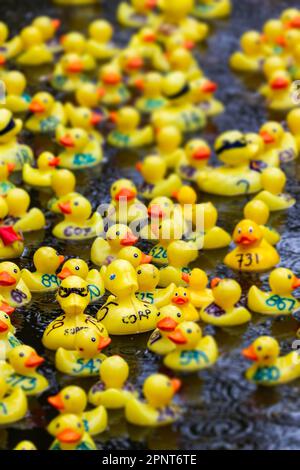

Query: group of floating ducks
left=1, top=0, right=300, bottom=451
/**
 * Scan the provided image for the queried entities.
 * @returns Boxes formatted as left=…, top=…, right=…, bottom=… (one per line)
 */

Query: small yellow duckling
left=112, top=49, right=145, bottom=86
left=118, top=246, right=152, bottom=268
left=0, top=21, right=22, bottom=61
left=129, top=28, right=169, bottom=72
left=0, top=160, right=15, bottom=195
left=170, top=285, right=199, bottom=321
left=55, top=329, right=111, bottom=377
left=23, top=151, right=60, bottom=188
left=26, top=92, right=67, bottom=134
left=0, top=109, right=33, bottom=171
left=287, top=108, right=300, bottom=152
left=190, top=77, right=224, bottom=117
left=125, top=373, right=182, bottom=427
left=64, top=103, right=103, bottom=145
left=89, top=355, right=136, bottom=409
left=106, top=178, right=146, bottom=224
left=264, top=70, right=295, bottom=111
left=136, top=263, right=176, bottom=307
left=259, top=121, right=298, bottom=164
left=108, top=107, right=153, bottom=148
left=61, top=31, right=95, bottom=63
left=135, top=72, right=167, bottom=113
left=51, top=53, right=95, bottom=93
left=254, top=167, right=296, bottom=211
left=56, top=125, right=103, bottom=169
left=58, top=258, right=105, bottom=303
left=5, top=345, right=48, bottom=396
left=91, top=224, right=138, bottom=267
left=87, top=20, right=119, bottom=61
left=248, top=268, right=300, bottom=315
left=0, top=310, right=21, bottom=360
left=182, top=268, right=213, bottom=309
left=164, top=321, right=218, bottom=372
left=136, top=155, right=182, bottom=199
left=224, top=219, right=280, bottom=272
left=200, top=278, right=251, bottom=326
left=155, top=125, right=185, bottom=168
left=97, top=260, right=158, bottom=335
left=230, top=31, right=265, bottom=72
left=48, top=169, right=79, bottom=214
left=21, top=247, right=64, bottom=293
left=147, top=305, right=184, bottom=355
left=14, top=441, right=37, bottom=450
left=149, top=218, right=185, bottom=266
left=1, top=71, right=30, bottom=113
left=97, top=64, right=130, bottom=107
left=48, top=414, right=96, bottom=451
left=17, top=26, right=53, bottom=65
left=42, top=276, right=108, bottom=351
left=242, top=336, right=300, bottom=385
left=117, top=0, right=157, bottom=28
left=193, top=0, right=231, bottom=19
left=32, top=16, right=61, bottom=44
left=243, top=200, right=280, bottom=246
left=0, top=376, right=27, bottom=425
left=0, top=261, right=31, bottom=307
left=48, top=385, right=107, bottom=436
left=76, top=83, right=101, bottom=109
left=159, top=240, right=198, bottom=287
left=4, top=188, right=45, bottom=232
left=168, top=47, right=201, bottom=80
left=177, top=138, right=211, bottom=181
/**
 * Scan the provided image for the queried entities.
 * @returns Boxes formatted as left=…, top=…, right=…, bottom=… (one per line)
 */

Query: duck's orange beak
left=59, top=135, right=75, bottom=148
left=109, top=111, right=118, bottom=123
left=7, top=162, right=15, bottom=174
left=98, top=336, right=112, bottom=351
left=127, top=57, right=143, bottom=70
left=58, top=267, right=72, bottom=279
left=97, top=87, right=106, bottom=98
left=168, top=329, right=187, bottom=345
left=211, top=277, right=221, bottom=288
left=103, top=73, right=121, bottom=85
left=143, top=32, right=156, bottom=42
left=292, top=277, right=300, bottom=289
left=288, top=16, right=300, bottom=28
left=57, top=429, right=82, bottom=444
left=271, top=76, right=289, bottom=89
left=172, top=295, right=188, bottom=305
left=49, top=157, right=60, bottom=167
left=48, top=393, right=64, bottom=410
left=90, top=112, right=102, bottom=126
left=236, top=233, right=258, bottom=245
left=0, top=320, right=8, bottom=332
left=181, top=273, right=190, bottom=283
left=25, top=351, right=45, bottom=368
left=0, top=301, right=14, bottom=316
left=242, top=345, right=258, bottom=361
left=67, top=60, right=84, bottom=74
left=52, top=18, right=61, bottom=30
left=120, top=232, right=138, bottom=246
left=259, top=130, right=275, bottom=144
left=134, top=78, right=145, bottom=91
left=58, top=201, right=72, bottom=215
left=148, top=205, right=165, bottom=218
left=171, top=378, right=182, bottom=393
left=0, top=55, right=5, bottom=66
left=184, top=39, right=195, bottom=50
left=157, top=316, right=178, bottom=332
left=58, top=255, right=65, bottom=265
left=0, top=271, right=16, bottom=287
left=140, top=253, right=152, bottom=264
left=135, top=162, right=143, bottom=172
left=29, top=100, right=46, bottom=114
left=201, top=80, right=218, bottom=93
left=192, top=147, right=211, bottom=160
left=275, top=35, right=287, bottom=47
left=145, top=0, right=157, bottom=9
left=115, top=188, right=136, bottom=201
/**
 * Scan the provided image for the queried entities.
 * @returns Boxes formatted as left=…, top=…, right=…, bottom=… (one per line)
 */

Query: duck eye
left=249, top=227, right=253, bottom=233
left=288, top=274, right=292, bottom=279
left=78, top=423, right=81, bottom=428
left=257, top=346, right=262, bottom=351
left=14, top=269, right=18, bottom=273
left=116, top=231, right=120, bottom=236
left=175, top=293, right=178, bottom=296
left=79, top=347, right=84, bottom=351
left=187, top=329, right=192, bottom=333
left=19, top=352, right=24, bottom=357
left=74, top=202, right=79, bottom=206
left=183, top=293, right=187, bottom=296
left=157, top=312, right=160, bottom=316
left=238, top=228, right=241, bottom=234
left=109, top=274, right=116, bottom=280
left=177, top=313, right=181, bottom=317
left=91, top=337, right=96, bottom=342
left=137, top=270, right=141, bottom=274
left=134, top=253, right=138, bottom=258
left=65, top=395, right=70, bottom=400
left=56, top=423, right=60, bottom=428
left=4, top=314, right=8, bottom=319
left=75, top=266, right=79, bottom=270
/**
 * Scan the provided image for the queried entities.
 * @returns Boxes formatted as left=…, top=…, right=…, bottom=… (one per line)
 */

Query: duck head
left=280, top=8, right=300, bottom=29
left=14, top=441, right=37, bottom=451
left=210, top=277, right=242, bottom=309
left=100, top=64, right=122, bottom=87
left=119, top=50, right=144, bottom=74
left=51, top=169, right=76, bottom=198
left=156, top=125, right=182, bottom=153
left=214, top=130, right=253, bottom=166
left=32, top=16, right=61, bottom=41
left=61, top=53, right=84, bottom=75
left=58, top=196, right=92, bottom=222
left=240, top=31, right=263, bottom=55
left=49, top=414, right=85, bottom=448
left=162, top=72, right=191, bottom=105
left=148, top=196, right=173, bottom=220
left=102, top=259, right=139, bottom=297
left=0, top=109, right=22, bottom=144
left=287, top=108, right=300, bottom=135
left=6, top=188, right=30, bottom=217
left=58, top=127, right=89, bottom=152
left=20, top=26, right=43, bottom=48
left=29, top=92, right=55, bottom=115
left=172, top=185, right=197, bottom=205
left=259, top=121, right=284, bottom=146
left=183, top=268, right=208, bottom=290
left=111, top=107, right=140, bottom=133
left=136, top=155, right=166, bottom=184
left=8, top=345, right=45, bottom=374
left=269, top=71, right=291, bottom=91
left=132, top=0, right=157, bottom=12
left=57, top=276, right=90, bottom=315
left=0, top=310, right=14, bottom=338
left=168, top=47, right=194, bottom=73
left=76, top=83, right=99, bottom=108
left=118, top=246, right=152, bottom=268
left=167, top=240, right=198, bottom=267
left=244, top=200, right=270, bottom=226
left=74, top=328, right=111, bottom=359
left=168, top=321, right=202, bottom=349
left=136, top=71, right=162, bottom=97
left=136, top=263, right=160, bottom=291
left=89, top=19, right=113, bottom=43
left=261, top=167, right=286, bottom=195
left=37, top=152, right=60, bottom=170
left=100, top=355, right=129, bottom=389
left=0, top=261, right=21, bottom=288
left=233, top=219, right=263, bottom=247
left=61, top=32, right=86, bottom=54
left=48, top=385, right=87, bottom=415
left=262, top=19, right=284, bottom=44
left=110, top=179, right=138, bottom=204
left=0, top=296, right=15, bottom=316
left=159, top=0, right=194, bottom=21
left=143, top=373, right=181, bottom=408
left=106, top=224, right=138, bottom=251
left=65, top=103, right=102, bottom=130
left=157, top=218, right=184, bottom=243
left=185, top=139, right=211, bottom=168
left=242, top=336, right=280, bottom=366
left=58, top=258, right=89, bottom=280
left=172, top=286, right=190, bottom=306
left=156, top=304, right=183, bottom=332
left=33, top=246, right=64, bottom=274
left=269, top=267, right=300, bottom=295
left=4, top=71, right=27, bottom=96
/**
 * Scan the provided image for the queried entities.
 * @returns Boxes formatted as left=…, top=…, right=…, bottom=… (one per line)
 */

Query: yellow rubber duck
left=136, top=263, right=176, bottom=308
left=136, top=155, right=182, bottom=199
left=58, top=258, right=105, bottom=303
left=105, top=179, right=146, bottom=224
left=129, top=28, right=169, bottom=72
left=97, top=64, right=130, bottom=107
left=0, top=310, right=21, bottom=360
left=51, top=53, right=95, bottom=92
left=261, top=19, right=285, bottom=56
left=1, top=71, right=30, bottom=113
left=112, top=49, right=145, bottom=86
left=253, top=167, right=296, bottom=211
left=155, top=125, right=185, bottom=168
left=259, top=121, right=298, bottom=164
left=176, top=138, right=211, bottom=181
left=21, top=247, right=64, bottom=293
left=88, top=355, right=136, bottom=409
left=26, top=92, right=67, bottom=134
left=4, top=188, right=45, bottom=232
left=42, top=276, right=108, bottom=351
left=260, top=57, right=286, bottom=96
left=0, top=160, right=15, bottom=195
left=280, top=8, right=300, bottom=29
left=164, top=321, right=218, bottom=372
left=147, top=305, right=184, bottom=355
left=159, top=240, right=198, bottom=287
left=64, top=103, right=103, bottom=145
left=86, top=20, right=119, bottom=61
left=125, top=373, right=182, bottom=427
left=48, top=385, right=107, bottom=436
left=91, top=224, right=138, bottom=267
left=242, top=336, right=300, bottom=385
left=135, top=72, right=168, bottom=113
left=31, top=16, right=61, bottom=44
left=287, top=108, right=300, bottom=153
left=97, top=260, right=158, bottom=335
left=118, top=246, right=153, bottom=268
left=0, top=376, right=27, bottom=425
left=48, top=169, right=79, bottom=214
left=190, top=77, right=224, bottom=117
left=193, top=0, right=231, bottom=19
left=14, top=441, right=37, bottom=450
left=0, top=22, right=23, bottom=61
left=230, top=31, right=265, bottom=72
left=48, top=414, right=96, bottom=451
left=197, top=130, right=262, bottom=196
left=0, top=109, right=33, bottom=171
left=224, top=219, right=280, bottom=271
left=76, top=83, right=100, bottom=109
left=182, top=268, right=213, bottom=309
left=0, top=261, right=31, bottom=307
left=263, top=71, right=295, bottom=111
left=248, top=268, right=300, bottom=315
left=23, top=151, right=60, bottom=188
left=245, top=132, right=274, bottom=171
left=168, top=47, right=201, bottom=80
left=243, top=200, right=280, bottom=246
left=170, top=285, right=199, bottom=321
left=108, top=107, right=153, bottom=148
left=60, top=31, right=95, bottom=63
left=149, top=218, right=185, bottom=266
left=55, top=329, right=111, bottom=377
left=53, top=195, right=104, bottom=240
left=17, top=26, right=53, bottom=65
left=56, top=125, right=103, bottom=169
left=200, top=277, right=251, bottom=326
left=117, top=0, right=158, bottom=28
left=5, top=345, right=48, bottom=396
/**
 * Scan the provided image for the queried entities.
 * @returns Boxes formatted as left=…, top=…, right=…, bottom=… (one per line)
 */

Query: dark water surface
left=0, top=0, right=300, bottom=450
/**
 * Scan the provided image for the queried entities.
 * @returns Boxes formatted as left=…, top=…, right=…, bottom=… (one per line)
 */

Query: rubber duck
left=21, top=247, right=64, bottom=293
left=129, top=28, right=169, bottom=72
left=75, top=83, right=101, bottom=109
left=170, top=285, right=199, bottom=321
left=224, top=219, right=280, bottom=271
left=136, top=263, right=176, bottom=308
left=190, top=77, right=224, bottom=117
left=182, top=268, right=213, bottom=309
left=48, top=385, right=107, bottom=436
left=136, top=155, right=182, bottom=199
left=0, top=376, right=27, bottom=425
left=91, top=224, right=138, bottom=267
left=264, top=70, right=295, bottom=111
left=0, top=310, right=21, bottom=360
left=97, top=260, right=158, bottom=335
left=0, top=261, right=31, bottom=307
left=117, top=0, right=157, bottom=28
left=147, top=305, right=184, bottom=354
left=193, top=0, right=231, bottom=19
left=97, top=64, right=130, bottom=107
left=55, top=329, right=111, bottom=377
left=86, top=20, right=119, bottom=60
left=135, top=72, right=167, bottom=113
left=155, top=125, right=185, bottom=168
left=243, top=200, right=280, bottom=246
left=51, top=53, right=95, bottom=92
left=58, top=258, right=105, bottom=303
left=0, top=160, right=15, bottom=195
left=164, top=32, right=197, bottom=53
left=167, top=47, right=201, bottom=80
left=4, top=188, right=45, bottom=232
left=176, top=138, right=211, bottom=181
left=108, top=107, right=153, bottom=148
left=48, top=414, right=96, bottom=451
left=230, top=31, right=265, bottom=72
left=149, top=218, right=185, bottom=266
left=242, top=336, right=300, bottom=385
left=64, top=103, right=103, bottom=145
left=48, top=169, right=79, bottom=214
left=259, top=121, right=298, bottom=164
left=164, top=321, right=218, bottom=372
left=197, top=130, right=262, bottom=196
left=105, top=179, right=146, bottom=225
left=158, top=240, right=198, bottom=287
left=5, top=345, right=48, bottom=396
left=0, top=22, right=22, bottom=61
left=26, top=92, right=67, bottom=134
left=23, top=152, right=60, bottom=188
left=118, top=246, right=152, bottom=268
left=17, top=26, right=53, bottom=65
left=14, top=441, right=37, bottom=450
left=42, top=276, right=108, bottom=351
left=152, top=72, right=206, bottom=133
left=0, top=109, right=33, bottom=171
left=114, top=49, right=145, bottom=86
left=60, top=32, right=95, bottom=64
left=125, top=373, right=181, bottom=427
left=253, top=167, right=296, bottom=211
left=280, top=8, right=300, bottom=29
left=1, top=71, right=30, bottom=113
left=248, top=268, right=300, bottom=315
left=31, top=16, right=61, bottom=43
left=200, top=278, right=251, bottom=326
left=262, top=19, right=285, bottom=56
left=287, top=108, right=300, bottom=152
left=88, top=355, right=136, bottom=409
left=56, top=125, right=103, bottom=169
